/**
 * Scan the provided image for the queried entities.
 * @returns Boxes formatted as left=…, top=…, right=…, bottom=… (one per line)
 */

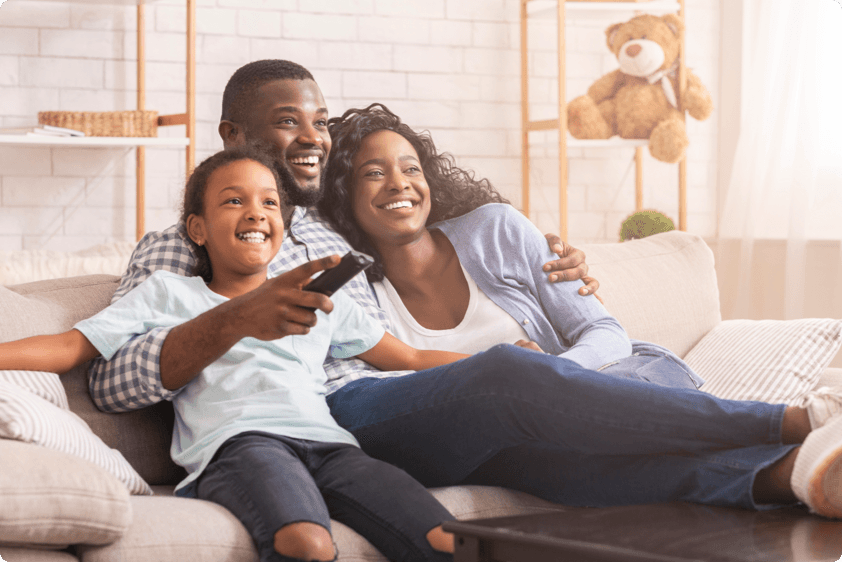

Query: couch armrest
left=0, top=439, right=132, bottom=548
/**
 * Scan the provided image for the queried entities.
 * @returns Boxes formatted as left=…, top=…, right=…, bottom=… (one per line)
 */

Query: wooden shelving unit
left=520, top=0, right=687, bottom=240
left=5, top=0, right=196, bottom=241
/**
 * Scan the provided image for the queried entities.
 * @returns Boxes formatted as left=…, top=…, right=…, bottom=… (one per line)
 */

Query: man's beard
left=275, top=161, right=325, bottom=208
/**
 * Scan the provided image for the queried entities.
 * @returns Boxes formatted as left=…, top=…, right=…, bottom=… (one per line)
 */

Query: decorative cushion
left=0, top=380, right=153, bottom=495
left=0, top=439, right=132, bottom=548
left=0, top=241, right=135, bottom=286
left=580, top=231, right=721, bottom=358
left=684, top=319, right=842, bottom=404
left=0, top=276, right=185, bottom=487
left=0, top=370, right=68, bottom=410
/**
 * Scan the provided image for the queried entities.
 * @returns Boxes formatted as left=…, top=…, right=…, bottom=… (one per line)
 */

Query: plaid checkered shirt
left=88, top=207, right=409, bottom=413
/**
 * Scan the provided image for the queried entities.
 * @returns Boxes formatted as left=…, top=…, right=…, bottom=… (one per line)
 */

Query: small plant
left=619, top=210, right=675, bottom=242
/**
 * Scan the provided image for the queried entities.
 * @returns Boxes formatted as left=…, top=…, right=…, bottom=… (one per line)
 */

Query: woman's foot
left=798, top=386, right=842, bottom=430
left=791, top=415, right=842, bottom=518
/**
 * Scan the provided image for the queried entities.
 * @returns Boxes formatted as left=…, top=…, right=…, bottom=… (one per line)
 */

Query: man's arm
left=88, top=226, right=196, bottom=412
left=542, top=233, right=602, bottom=303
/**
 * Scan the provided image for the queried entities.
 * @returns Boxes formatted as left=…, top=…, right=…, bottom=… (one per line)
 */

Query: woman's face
left=351, top=129, right=432, bottom=247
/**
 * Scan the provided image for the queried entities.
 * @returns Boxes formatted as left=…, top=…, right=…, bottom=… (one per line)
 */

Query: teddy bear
left=567, top=13, right=712, bottom=163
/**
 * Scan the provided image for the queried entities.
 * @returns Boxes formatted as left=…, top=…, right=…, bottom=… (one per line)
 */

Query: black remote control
left=304, top=250, right=374, bottom=298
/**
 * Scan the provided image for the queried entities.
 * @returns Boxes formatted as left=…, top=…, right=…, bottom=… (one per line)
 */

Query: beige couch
left=2, top=230, right=840, bottom=562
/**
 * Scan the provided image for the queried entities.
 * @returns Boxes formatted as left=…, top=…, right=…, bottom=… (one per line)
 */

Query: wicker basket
left=38, top=110, right=159, bottom=137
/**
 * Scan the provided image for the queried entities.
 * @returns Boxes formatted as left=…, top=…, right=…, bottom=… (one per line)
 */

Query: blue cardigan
left=432, top=204, right=703, bottom=388
left=433, top=204, right=631, bottom=370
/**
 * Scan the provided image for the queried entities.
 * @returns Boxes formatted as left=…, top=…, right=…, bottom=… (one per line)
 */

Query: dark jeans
left=327, top=344, right=796, bottom=511
left=196, top=432, right=454, bottom=562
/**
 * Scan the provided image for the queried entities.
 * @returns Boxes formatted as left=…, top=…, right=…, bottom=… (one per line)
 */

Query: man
left=90, top=60, right=842, bottom=523
left=89, top=59, right=595, bottom=411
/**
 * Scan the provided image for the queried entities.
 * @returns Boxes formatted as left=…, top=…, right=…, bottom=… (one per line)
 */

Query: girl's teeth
left=238, top=233, right=266, bottom=243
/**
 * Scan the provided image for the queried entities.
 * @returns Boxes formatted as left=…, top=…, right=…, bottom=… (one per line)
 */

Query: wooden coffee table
left=442, top=502, right=842, bottom=561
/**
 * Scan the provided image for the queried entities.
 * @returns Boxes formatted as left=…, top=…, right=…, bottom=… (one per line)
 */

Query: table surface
left=443, top=502, right=842, bottom=562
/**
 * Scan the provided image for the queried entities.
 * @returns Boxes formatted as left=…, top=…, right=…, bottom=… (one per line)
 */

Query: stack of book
left=0, top=125, right=85, bottom=137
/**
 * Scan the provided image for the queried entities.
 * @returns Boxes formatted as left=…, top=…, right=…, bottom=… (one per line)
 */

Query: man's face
left=240, top=79, right=332, bottom=207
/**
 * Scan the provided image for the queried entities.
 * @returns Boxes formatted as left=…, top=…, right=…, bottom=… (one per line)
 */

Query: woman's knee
left=274, top=522, right=335, bottom=561
left=471, top=344, right=570, bottom=391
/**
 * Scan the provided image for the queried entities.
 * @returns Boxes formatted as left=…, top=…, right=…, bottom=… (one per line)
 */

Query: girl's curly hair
left=319, top=103, right=510, bottom=282
left=179, top=145, right=282, bottom=283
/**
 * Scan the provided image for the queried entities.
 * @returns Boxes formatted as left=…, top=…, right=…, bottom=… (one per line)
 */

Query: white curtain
left=717, top=0, right=842, bottom=320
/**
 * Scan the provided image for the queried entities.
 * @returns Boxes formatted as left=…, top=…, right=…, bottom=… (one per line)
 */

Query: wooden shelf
left=520, top=0, right=687, bottom=239
left=528, top=136, right=649, bottom=149
left=0, top=135, right=190, bottom=147
left=10, top=0, right=196, bottom=241
left=528, top=1, right=681, bottom=16
left=24, top=0, right=152, bottom=5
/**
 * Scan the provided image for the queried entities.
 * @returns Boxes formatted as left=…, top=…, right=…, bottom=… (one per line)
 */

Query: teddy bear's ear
left=605, top=22, right=623, bottom=51
left=661, top=13, right=684, bottom=39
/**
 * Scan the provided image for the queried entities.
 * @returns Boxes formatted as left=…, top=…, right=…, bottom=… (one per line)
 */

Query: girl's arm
left=0, top=329, right=99, bottom=374
left=356, top=332, right=469, bottom=372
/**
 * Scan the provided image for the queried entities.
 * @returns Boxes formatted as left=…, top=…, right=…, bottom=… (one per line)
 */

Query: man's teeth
left=290, top=156, right=319, bottom=166
left=237, top=232, right=267, bottom=243
left=382, top=201, right=413, bottom=210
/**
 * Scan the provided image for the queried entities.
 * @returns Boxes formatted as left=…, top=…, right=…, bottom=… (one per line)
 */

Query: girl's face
left=351, top=129, right=431, bottom=247
left=187, top=159, right=284, bottom=284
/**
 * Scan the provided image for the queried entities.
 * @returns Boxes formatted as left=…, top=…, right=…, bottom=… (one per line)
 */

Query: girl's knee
left=426, top=525, right=454, bottom=554
left=274, top=522, right=335, bottom=561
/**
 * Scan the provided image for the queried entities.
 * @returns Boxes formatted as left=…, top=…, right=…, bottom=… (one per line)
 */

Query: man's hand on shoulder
left=542, top=234, right=603, bottom=304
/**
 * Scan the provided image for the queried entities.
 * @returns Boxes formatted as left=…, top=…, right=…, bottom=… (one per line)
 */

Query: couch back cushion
left=579, top=231, right=721, bottom=358
left=0, top=275, right=183, bottom=486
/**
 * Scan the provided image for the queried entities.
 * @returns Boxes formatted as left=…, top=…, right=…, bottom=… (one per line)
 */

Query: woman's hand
left=542, top=233, right=603, bottom=304
left=514, top=339, right=545, bottom=354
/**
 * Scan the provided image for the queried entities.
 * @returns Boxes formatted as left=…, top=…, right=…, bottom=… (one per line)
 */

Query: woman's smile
left=352, top=130, right=431, bottom=244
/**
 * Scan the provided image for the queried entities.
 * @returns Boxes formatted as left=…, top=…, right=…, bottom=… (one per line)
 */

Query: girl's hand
left=514, top=339, right=545, bottom=354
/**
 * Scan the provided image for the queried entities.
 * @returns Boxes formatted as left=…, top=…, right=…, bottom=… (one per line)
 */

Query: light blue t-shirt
left=75, top=270, right=385, bottom=491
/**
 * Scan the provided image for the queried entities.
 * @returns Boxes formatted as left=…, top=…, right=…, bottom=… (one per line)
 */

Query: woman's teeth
left=382, top=201, right=413, bottom=210
left=237, top=232, right=267, bottom=243
left=290, top=156, right=319, bottom=167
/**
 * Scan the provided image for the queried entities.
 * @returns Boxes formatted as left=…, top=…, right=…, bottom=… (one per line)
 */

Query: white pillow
left=0, top=370, right=68, bottom=410
left=0, top=380, right=153, bottom=495
left=684, top=319, right=842, bottom=404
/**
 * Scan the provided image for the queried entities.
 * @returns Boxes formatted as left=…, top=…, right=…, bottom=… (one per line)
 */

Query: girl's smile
left=187, top=158, right=284, bottom=297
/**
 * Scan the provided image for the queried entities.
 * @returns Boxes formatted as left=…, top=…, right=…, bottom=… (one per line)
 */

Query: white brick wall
left=0, top=0, right=719, bottom=251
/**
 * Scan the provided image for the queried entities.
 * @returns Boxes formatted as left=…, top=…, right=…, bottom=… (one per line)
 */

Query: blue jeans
left=326, top=344, right=796, bottom=511
left=196, top=432, right=454, bottom=562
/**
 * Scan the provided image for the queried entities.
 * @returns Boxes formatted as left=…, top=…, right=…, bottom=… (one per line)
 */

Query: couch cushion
left=0, top=547, right=79, bottom=562
left=0, top=439, right=131, bottom=548
left=580, top=231, right=721, bottom=358
left=0, top=275, right=184, bottom=487
left=684, top=318, right=842, bottom=404
left=0, top=381, right=152, bottom=495
left=78, top=485, right=561, bottom=562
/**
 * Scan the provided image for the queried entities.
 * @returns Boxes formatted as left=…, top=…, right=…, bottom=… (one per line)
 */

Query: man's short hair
left=220, top=60, right=315, bottom=124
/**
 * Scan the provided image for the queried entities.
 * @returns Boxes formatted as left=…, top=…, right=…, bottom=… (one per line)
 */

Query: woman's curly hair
left=319, top=103, right=510, bottom=282
left=179, top=145, right=282, bottom=283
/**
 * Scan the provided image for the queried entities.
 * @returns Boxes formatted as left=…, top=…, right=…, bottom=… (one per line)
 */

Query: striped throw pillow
left=0, top=379, right=153, bottom=495
left=684, top=319, right=842, bottom=404
left=0, top=370, right=68, bottom=409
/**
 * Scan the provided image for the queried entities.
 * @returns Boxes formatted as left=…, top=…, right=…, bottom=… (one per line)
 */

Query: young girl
left=0, top=147, right=464, bottom=562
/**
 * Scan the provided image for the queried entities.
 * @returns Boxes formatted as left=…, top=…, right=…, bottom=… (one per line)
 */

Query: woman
left=319, top=103, right=842, bottom=518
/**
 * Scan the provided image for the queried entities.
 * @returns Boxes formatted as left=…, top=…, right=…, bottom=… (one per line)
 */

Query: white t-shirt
left=76, top=270, right=385, bottom=491
left=372, top=265, right=529, bottom=355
